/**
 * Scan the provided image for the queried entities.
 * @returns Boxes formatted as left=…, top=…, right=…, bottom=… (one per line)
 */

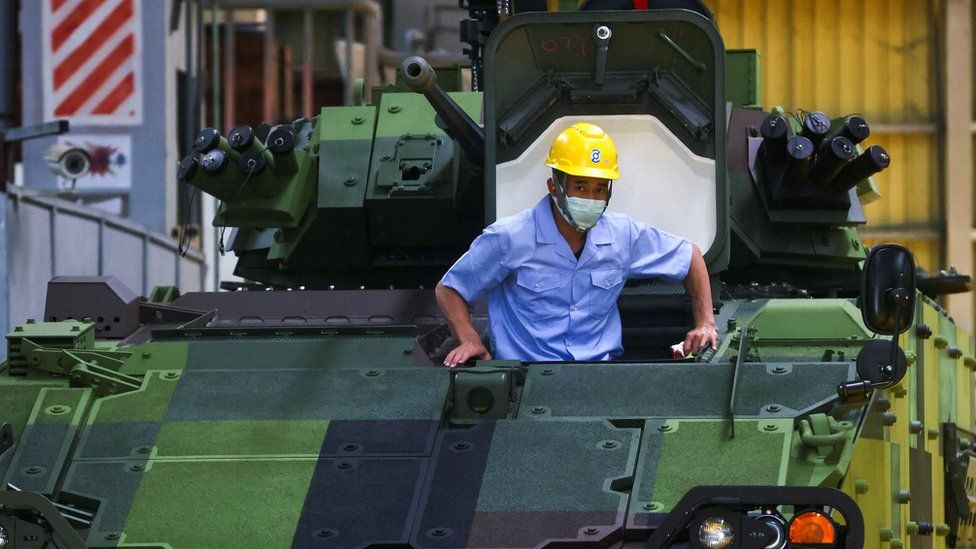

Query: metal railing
left=1, top=187, right=205, bottom=358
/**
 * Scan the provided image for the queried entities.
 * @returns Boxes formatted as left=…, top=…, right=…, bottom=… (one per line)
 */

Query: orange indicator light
left=788, top=511, right=836, bottom=545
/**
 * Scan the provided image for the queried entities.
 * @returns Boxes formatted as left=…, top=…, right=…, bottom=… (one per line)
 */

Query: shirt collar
left=534, top=195, right=560, bottom=244
left=533, top=194, right=614, bottom=246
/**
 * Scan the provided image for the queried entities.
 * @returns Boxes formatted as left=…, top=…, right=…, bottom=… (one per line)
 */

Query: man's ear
left=546, top=177, right=557, bottom=196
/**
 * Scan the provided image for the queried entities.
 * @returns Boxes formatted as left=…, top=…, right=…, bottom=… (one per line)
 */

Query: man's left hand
left=683, top=323, right=718, bottom=356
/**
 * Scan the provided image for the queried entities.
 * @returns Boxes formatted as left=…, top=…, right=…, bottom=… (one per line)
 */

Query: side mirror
left=840, top=244, right=917, bottom=401
left=860, top=244, right=916, bottom=335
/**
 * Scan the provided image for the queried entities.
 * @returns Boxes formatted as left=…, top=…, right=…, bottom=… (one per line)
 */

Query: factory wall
left=17, top=0, right=179, bottom=234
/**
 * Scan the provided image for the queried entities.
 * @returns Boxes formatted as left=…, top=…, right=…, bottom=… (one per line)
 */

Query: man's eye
left=576, top=186, right=586, bottom=192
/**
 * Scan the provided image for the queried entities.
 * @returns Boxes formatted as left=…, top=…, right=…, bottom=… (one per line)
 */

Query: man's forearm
left=435, top=283, right=481, bottom=343
left=683, top=244, right=715, bottom=327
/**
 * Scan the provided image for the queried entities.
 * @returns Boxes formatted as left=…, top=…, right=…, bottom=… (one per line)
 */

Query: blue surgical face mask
left=551, top=194, right=607, bottom=231
left=563, top=196, right=606, bottom=229
left=551, top=171, right=610, bottom=231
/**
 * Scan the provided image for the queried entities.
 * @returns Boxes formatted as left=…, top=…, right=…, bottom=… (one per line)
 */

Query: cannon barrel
left=401, top=56, right=484, bottom=164
left=835, top=115, right=870, bottom=146
left=799, top=111, right=831, bottom=150
left=783, top=135, right=814, bottom=184
left=760, top=114, right=789, bottom=163
left=808, top=135, right=856, bottom=186
left=830, top=144, right=890, bottom=191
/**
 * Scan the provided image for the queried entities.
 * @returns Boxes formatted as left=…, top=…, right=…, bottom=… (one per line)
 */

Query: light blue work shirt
left=440, top=195, right=692, bottom=361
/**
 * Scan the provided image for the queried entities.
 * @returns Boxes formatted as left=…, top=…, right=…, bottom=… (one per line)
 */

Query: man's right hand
left=444, top=339, right=492, bottom=368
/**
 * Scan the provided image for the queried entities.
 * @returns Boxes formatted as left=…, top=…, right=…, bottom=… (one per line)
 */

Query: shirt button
left=534, top=283, right=542, bottom=289
left=570, top=306, right=577, bottom=312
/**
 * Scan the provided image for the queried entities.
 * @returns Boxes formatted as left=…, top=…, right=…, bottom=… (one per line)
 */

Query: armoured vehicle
left=1, top=1, right=974, bottom=548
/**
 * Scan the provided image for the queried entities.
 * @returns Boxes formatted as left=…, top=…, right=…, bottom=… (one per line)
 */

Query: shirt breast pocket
left=514, top=269, right=568, bottom=320
left=588, top=268, right=625, bottom=317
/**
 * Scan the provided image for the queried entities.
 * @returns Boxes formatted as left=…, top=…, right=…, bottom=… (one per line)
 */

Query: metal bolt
left=906, top=522, right=919, bottom=535
left=531, top=406, right=546, bottom=415
left=365, top=370, right=381, bottom=377
left=137, top=446, right=152, bottom=454
left=343, top=177, right=357, bottom=186
left=909, top=420, right=924, bottom=434
left=337, top=461, right=353, bottom=470
left=936, top=524, right=950, bottom=536
left=763, top=424, right=778, bottom=431
left=855, top=479, right=869, bottom=494
left=882, top=412, right=897, bottom=426
left=142, top=352, right=152, bottom=359
left=130, top=464, right=145, bottom=472
left=928, top=428, right=940, bottom=440
left=766, top=405, right=781, bottom=413
left=428, top=527, right=450, bottom=538
left=771, top=366, right=788, bottom=374
left=657, top=424, right=672, bottom=432
left=388, top=105, right=401, bottom=113
left=25, top=465, right=41, bottom=475
left=342, top=443, right=358, bottom=452
left=351, top=116, right=365, bottom=125
left=105, top=532, right=121, bottom=541
left=897, top=490, right=911, bottom=503
left=601, top=440, right=619, bottom=449
left=880, top=528, right=893, bottom=541
left=583, top=526, right=599, bottom=535
left=315, top=528, right=337, bottom=539
left=541, top=368, right=555, bottom=376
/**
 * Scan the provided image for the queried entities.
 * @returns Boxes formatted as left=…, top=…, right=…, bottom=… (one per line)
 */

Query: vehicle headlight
left=699, top=517, right=734, bottom=548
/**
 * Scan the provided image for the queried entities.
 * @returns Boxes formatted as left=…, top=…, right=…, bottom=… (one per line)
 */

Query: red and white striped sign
left=42, top=0, right=143, bottom=125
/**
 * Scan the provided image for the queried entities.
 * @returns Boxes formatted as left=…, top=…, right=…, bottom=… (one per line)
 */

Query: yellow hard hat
left=544, top=122, right=620, bottom=180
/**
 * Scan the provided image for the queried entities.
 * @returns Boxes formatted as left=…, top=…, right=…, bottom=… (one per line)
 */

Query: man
left=435, top=122, right=717, bottom=366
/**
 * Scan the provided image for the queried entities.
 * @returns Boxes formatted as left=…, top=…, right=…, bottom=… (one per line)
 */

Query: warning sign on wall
left=41, top=0, right=144, bottom=125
